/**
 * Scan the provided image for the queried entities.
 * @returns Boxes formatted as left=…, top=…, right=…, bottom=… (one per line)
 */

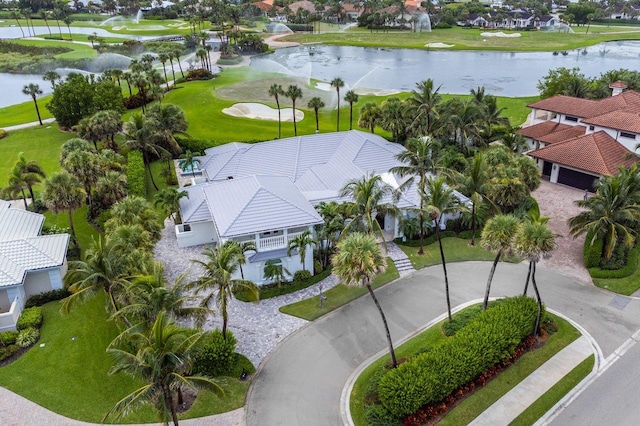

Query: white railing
left=257, top=231, right=306, bottom=251
left=0, top=298, right=21, bottom=332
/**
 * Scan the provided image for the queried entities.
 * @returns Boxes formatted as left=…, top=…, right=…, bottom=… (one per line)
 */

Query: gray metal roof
left=199, top=175, right=323, bottom=238
left=0, top=205, right=44, bottom=242
left=249, top=247, right=296, bottom=263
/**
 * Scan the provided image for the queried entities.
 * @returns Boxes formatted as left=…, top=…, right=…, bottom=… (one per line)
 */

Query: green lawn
left=13, top=38, right=97, bottom=60
left=0, top=294, right=246, bottom=423
left=0, top=95, right=54, bottom=128
left=592, top=249, right=640, bottom=295
left=399, top=237, right=498, bottom=269
left=279, top=258, right=399, bottom=321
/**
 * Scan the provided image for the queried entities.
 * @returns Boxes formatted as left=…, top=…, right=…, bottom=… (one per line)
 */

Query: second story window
left=620, top=132, right=636, bottom=140
left=565, top=116, right=578, bottom=122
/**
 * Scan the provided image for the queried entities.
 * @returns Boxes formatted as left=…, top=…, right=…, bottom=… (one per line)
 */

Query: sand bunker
left=222, top=103, right=304, bottom=122
left=480, top=31, right=521, bottom=38
left=425, top=42, right=454, bottom=48
left=353, top=88, right=401, bottom=96
left=315, top=82, right=332, bottom=91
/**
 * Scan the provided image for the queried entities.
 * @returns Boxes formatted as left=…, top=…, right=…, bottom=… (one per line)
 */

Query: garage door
left=557, top=167, right=598, bottom=191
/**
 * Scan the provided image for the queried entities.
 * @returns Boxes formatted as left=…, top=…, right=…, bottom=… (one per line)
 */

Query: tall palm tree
left=105, top=196, right=162, bottom=241
left=380, top=97, right=409, bottom=143
left=569, top=167, right=640, bottom=261
left=455, top=152, right=494, bottom=245
left=96, top=170, right=128, bottom=207
left=189, top=241, right=259, bottom=339
left=63, top=15, right=73, bottom=40
left=5, top=166, right=31, bottom=209
left=339, top=173, right=399, bottom=246
left=39, top=9, right=52, bottom=38
left=288, top=230, right=314, bottom=271
left=480, top=214, right=519, bottom=310
left=332, top=232, right=397, bottom=367
left=154, top=187, right=188, bottom=224
left=514, top=221, right=556, bottom=339
left=158, top=52, right=169, bottom=85
left=124, top=113, right=167, bottom=191
left=13, top=152, right=46, bottom=205
left=315, top=201, right=345, bottom=269
left=178, top=149, right=201, bottom=179
left=22, top=83, right=43, bottom=125
left=10, top=11, right=25, bottom=38
left=331, top=77, right=345, bottom=131
left=21, top=9, right=34, bottom=37
left=61, top=149, right=100, bottom=214
left=42, top=70, right=60, bottom=90
left=285, top=85, right=303, bottom=136
left=263, top=259, right=290, bottom=287
left=229, top=240, right=256, bottom=280
left=171, top=48, right=185, bottom=79
left=344, top=90, right=359, bottom=130
left=268, top=84, right=284, bottom=138
left=147, top=103, right=188, bottom=156
left=40, top=171, right=84, bottom=243
left=104, top=312, right=223, bottom=426
left=407, top=79, right=442, bottom=136
left=423, top=176, right=463, bottom=321
left=307, top=97, right=325, bottom=133
left=358, top=102, right=381, bottom=133
left=391, top=137, right=442, bottom=254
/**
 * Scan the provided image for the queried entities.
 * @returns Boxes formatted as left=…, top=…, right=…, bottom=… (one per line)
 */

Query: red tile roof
left=517, top=121, right=574, bottom=139
left=527, top=95, right=600, bottom=118
left=582, top=109, right=640, bottom=134
left=528, top=131, right=638, bottom=176
left=537, top=125, right=586, bottom=144
left=609, top=80, right=628, bottom=89
left=289, top=0, right=316, bottom=13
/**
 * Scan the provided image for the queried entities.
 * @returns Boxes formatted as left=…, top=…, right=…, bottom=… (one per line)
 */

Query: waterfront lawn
left=279, top=258, right=399, bottom=321
left=0, top=95, right=54, bottom=128
left=0, top=294, right=246, bottom=423
left=14, top=38, right=97, bottom=60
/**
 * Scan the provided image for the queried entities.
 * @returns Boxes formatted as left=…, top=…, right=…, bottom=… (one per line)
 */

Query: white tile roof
left=0, top=200, right=69, bottom=287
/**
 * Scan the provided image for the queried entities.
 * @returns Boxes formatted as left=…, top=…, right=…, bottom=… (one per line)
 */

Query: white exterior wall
left=243, top=251, right=312, bottom=286
left=0, top=290, right=10, bottom=312
left=549, top=163, right=560, bottom=183
left=23, top=270, right=55, bottom=298
left=176, top=221, right=218, bottom=248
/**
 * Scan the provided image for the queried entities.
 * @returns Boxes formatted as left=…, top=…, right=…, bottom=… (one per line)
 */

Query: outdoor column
left=255, top=233, right=261, bottom=251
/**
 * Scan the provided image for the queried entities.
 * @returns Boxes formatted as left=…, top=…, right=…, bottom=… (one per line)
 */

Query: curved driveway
left=245, top=261, right=640, bottom=426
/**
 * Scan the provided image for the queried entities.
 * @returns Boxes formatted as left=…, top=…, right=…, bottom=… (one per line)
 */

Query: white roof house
left=0, top=201, right=69, bottom=330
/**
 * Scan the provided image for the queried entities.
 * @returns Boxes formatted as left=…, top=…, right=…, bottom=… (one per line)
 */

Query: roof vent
left=227, top=176, right=234, bottom=180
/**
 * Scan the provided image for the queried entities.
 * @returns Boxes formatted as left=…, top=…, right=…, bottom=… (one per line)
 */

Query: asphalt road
left=245, top=261, right=640, bottom=425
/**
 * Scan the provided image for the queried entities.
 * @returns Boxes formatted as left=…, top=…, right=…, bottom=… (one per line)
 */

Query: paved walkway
left=2, top=118, right=55, bottom=132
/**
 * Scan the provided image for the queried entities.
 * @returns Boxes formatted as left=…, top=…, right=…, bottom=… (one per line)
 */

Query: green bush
left=589, top=246, right=639, bottom=279
left=126, top=150, right=146, bottom=197
left=193, top=329, right=237, bottom=377
left=442, top=304, right=483, bottom=337
left=16, top=307, right=43, bottom=331
left=0, top=331, right=18, bottom=346
left=0, top=345, right=19, bottom=362
left=25, top=289, right=71, bottom=308
left=228, top=353, right=256, bottom=378
left=0, top=129, right=7, bottom=139
left=599, top=242, right=628, bottom=270
left=434, top=22, right=452, bottom=29
left=378, top=296, right=540, bottom=417
left=397, top=230, right=457, bottom=247
left=186, top=69, right=214, bottom=81
left=583, top=230, right=603, bottom=268
left=293, top=270, right=312, bottom=282
left=236, top=267, right=332, bottom=301
left=16, top=327, right=40, bottom=348
left=365, top=404, right=400, bottom=426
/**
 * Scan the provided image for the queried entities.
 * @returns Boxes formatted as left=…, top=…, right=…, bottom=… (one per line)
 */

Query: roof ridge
left=256, top=175, right=320, bottom=221
left=220, top=176, right=262, bottom=236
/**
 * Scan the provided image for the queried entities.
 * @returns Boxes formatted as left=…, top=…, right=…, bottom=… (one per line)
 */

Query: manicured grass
left=0, top=95, right=54, bottom=127
left=592, top=249, right=640, bottom=295
left=76, top=19, right=194, bottom=36
left=0, top=294, right=247, bottom=423
left=399, top=237, right=497, bottom=269
left=510, top=355, right=594, bottom=426
left=279, top=258, right=399, bottom=321
left=439, top=315, right=580, bottom=425
left=13, top=38, right=97, bottom=60
left=283, top=25, right=640, bottom=51
left=35, top=34, right=129, bottom=44
left=43, top=205, right=101, bottom=251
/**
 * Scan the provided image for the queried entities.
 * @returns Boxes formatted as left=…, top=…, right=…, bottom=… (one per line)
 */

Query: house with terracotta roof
left=519, top=82, right=640, bottom=190
left=175, top=131, right=468, bottom=285
left=0, top=201, right=69, bottom=331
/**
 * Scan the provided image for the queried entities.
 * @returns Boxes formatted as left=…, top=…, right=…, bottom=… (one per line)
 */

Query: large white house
left=176, top=131, right=465, bottom=285
left=0, top=201, right=69, bottom=331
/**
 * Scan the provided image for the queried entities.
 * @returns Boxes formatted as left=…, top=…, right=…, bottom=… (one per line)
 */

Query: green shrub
left=589, top=245, right=639, bottom=279
left=236, top=267, right=332, bottom=301
left=293, top=270, right=312, bottom=282
left=177, top=136, right=214, bottom=153
left=442, top=304, right=483, bottom=337
left=457, top=230, right=474, bottom=240
left=25, top=289, right=71, bottom=308
left=193, top=329, right=237, bottom=377
left=16, top=327, right=40, bottom=348
left=0, top=129, right=7, bottom=139
left=378, top=296, right=539, bottom=417
left=365, top=404, right=400, bottom=426
left=0, top=345, right=19, bottom=362
left=16, top=307, right=43, bottom=331
left=126, top=150, right=146, bottom=197
left=314, top=260, right=323, bottom=274
left=583, top=230, right=603, bottom=268
left=435, top=22, right=452, bottom=29
left=0, top=331, right=18, bottom=346
left=228, top=353, right=256, bottom=378
left=186, top=69, right=214, bottom=81
left=599, top=242, right=628, bottom=270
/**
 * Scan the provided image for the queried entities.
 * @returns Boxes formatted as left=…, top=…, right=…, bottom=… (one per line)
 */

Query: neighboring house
left=0, top=201, right=69, bottom=331
left=176, top=131, right=467, bottom=285
left=519, top=82, right=640, bottom=190
left=609, top=3, right=640, bottom=20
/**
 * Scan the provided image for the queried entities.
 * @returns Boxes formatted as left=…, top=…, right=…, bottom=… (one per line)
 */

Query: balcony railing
left=257, top=231, right=305, bottom=251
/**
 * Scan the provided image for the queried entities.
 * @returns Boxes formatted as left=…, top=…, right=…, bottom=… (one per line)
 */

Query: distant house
left=519, top=82, right=640, bottom=190
left=0, top=201, right=69, bottom=331
left=175, top=131, right=468, bottom=285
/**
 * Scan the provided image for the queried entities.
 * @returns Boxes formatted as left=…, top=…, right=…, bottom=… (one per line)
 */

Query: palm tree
left=158, top=52, right=169, bottom=85
left=339, top=173, right=399, bottom=245
left=10, top=11, right=25, bottom=38
left=315, top=201, right=344, bottom=269
left=153, top=187, right=188, bottom=224
left=569, top=167, right=640, bottom=261
left=124, top=113, right=168, bottom=191
left=5, top=166, right=31, bottom=209
left=514, top=221, right=556, bottom=339
left=455, top=152, right=494, bottom=245
left=147, top=103, right=188, bottom=156
left=268, top=84, right=285, bottom=139
left=42, top=70, right=60, bottom=90
left=178, top=150, right=201, bottom=179
left=13, top=152, right=46, bottom=205
left=358, top=102, right=381, bottom=133
left=332, top=232, right=397, bottom=367
left=480, top=214, right=519, bottom=310
left=229, top=240, right=256, bottom=280
left=285, top=85, right=303, bottom=136
left=21, top=9, right=34, bottom=37
left=96, top=171, right=128, bottom=207
left=307, top=97, right=325, bottom=133
left=263, top=259, right=290, bottom=287
left=407, top=79, right=442, bottom=136
left=22, top=83, right=43, bottom=125
left=391, top=137, right=442, bottom=254
left=423, top=176, right=463, bottom=321
left=63, top=237, right=131, bottom=318
left=39, top=9, right=52, bottom=38
left=288, top=230, right=314, bottom=271
left=61, top=149, right=101, bottom=214
left=380, top=97, right=409, bottom=143
left=104, top=312, right=223, bottom=426
left=63, top=15, right=73, bottom=40
left=105, top=196, right=162, bottom=241
left=40, top=171, right=84, bottom=243
left=189, top=241, right=259, bottom=339
left=344, top=90, right=359, bottom=130
left=331, top=77, right=345, bottom=131
left=171, top=48, right=185, bottom=79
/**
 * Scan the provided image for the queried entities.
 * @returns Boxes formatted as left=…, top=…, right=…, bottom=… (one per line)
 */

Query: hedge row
left=127, top=150, right=146, bottom=197
left=583, top=230, right=604, bottom=269
left=396, top=230, right=457, bottom=247
left=378, top=296, right=540, bottom=417
left=16, top=307, right=43, bottom=331
left=25, top=288, right=71, bottom=308
left=589, top=245, right=640, bottom=279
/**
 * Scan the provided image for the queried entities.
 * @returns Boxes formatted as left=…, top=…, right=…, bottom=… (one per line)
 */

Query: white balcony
left=257, top=231, right=306, bottom=252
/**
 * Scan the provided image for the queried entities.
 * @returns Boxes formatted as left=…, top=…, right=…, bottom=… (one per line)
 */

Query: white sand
left=353, top=88, right=401, bottom=96
left=480, top=31, right=521, bottom=38
left=315, top=82, right=332, bottom=91
left=222, top=103, right=304, bottom=122
left=425, top=42, right=454, bottom=48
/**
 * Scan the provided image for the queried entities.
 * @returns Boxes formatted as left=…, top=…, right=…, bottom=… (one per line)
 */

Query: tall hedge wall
left=126, top=150, right=146, bottom=197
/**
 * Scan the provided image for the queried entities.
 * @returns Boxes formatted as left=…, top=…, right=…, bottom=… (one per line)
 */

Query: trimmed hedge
left=589, top=245, right=640, bottom=279
left=25, top=289, right=71, bottom=308
left=396, top=230, right=457, bottom=247
left=236, top=267, right=332, bottom=302
left=193, top=329, right=237, bottom=377
left=378, top=296, right=540, bottom=417
left=0, top=331, right=18, bottom=346
left=126, top=150, right=146, bottom=197
left=583, top=230, right=603, bottom=269
left=16, top=307, right=43, bottom=331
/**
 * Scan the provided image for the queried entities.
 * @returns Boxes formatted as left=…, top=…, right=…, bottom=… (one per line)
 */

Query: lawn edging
left=340, top=302, right=601, bottom=426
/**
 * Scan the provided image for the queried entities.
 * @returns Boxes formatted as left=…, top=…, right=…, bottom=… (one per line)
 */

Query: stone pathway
left=385, top=241, right=416, bottom=276
left=1, top=118, right=55, bottom=132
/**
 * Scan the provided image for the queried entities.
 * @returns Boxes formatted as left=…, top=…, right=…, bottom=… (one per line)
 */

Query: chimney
left=609, top=80, right=628, bottom=96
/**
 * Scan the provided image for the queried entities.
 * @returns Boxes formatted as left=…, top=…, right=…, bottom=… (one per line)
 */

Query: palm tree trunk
left=67, top=209, right=77, bottom=246
left=32, top=96, right=42, bottom=125
left=523, top=261, right=532, bottom=295
left=164, top=386, right=180, bottom=426
left=315, top=110, right=319, bottom=132
left=222, top=314, right=228, bottom=340
left=276, top=101, right=282, bottom=138
left=177, top=58, right=185, bottom=78
left=20, top=189, right=28, bottom=209
left=349, top=104, right=353, bottom=130
left=483, top=251, right=501, bottom=310
left=143, top=151, right=159, bottom=191
left=293, top=101, right=298, bottom=136
left=531, top=262, right=542, bottom=339
left=366, top=282, right=397, bottom=368
left=27, top=185, right=36, bottom=206
left=470, top=203, right=477, bottom=246
left=436, top=223, right=452, bottom=321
